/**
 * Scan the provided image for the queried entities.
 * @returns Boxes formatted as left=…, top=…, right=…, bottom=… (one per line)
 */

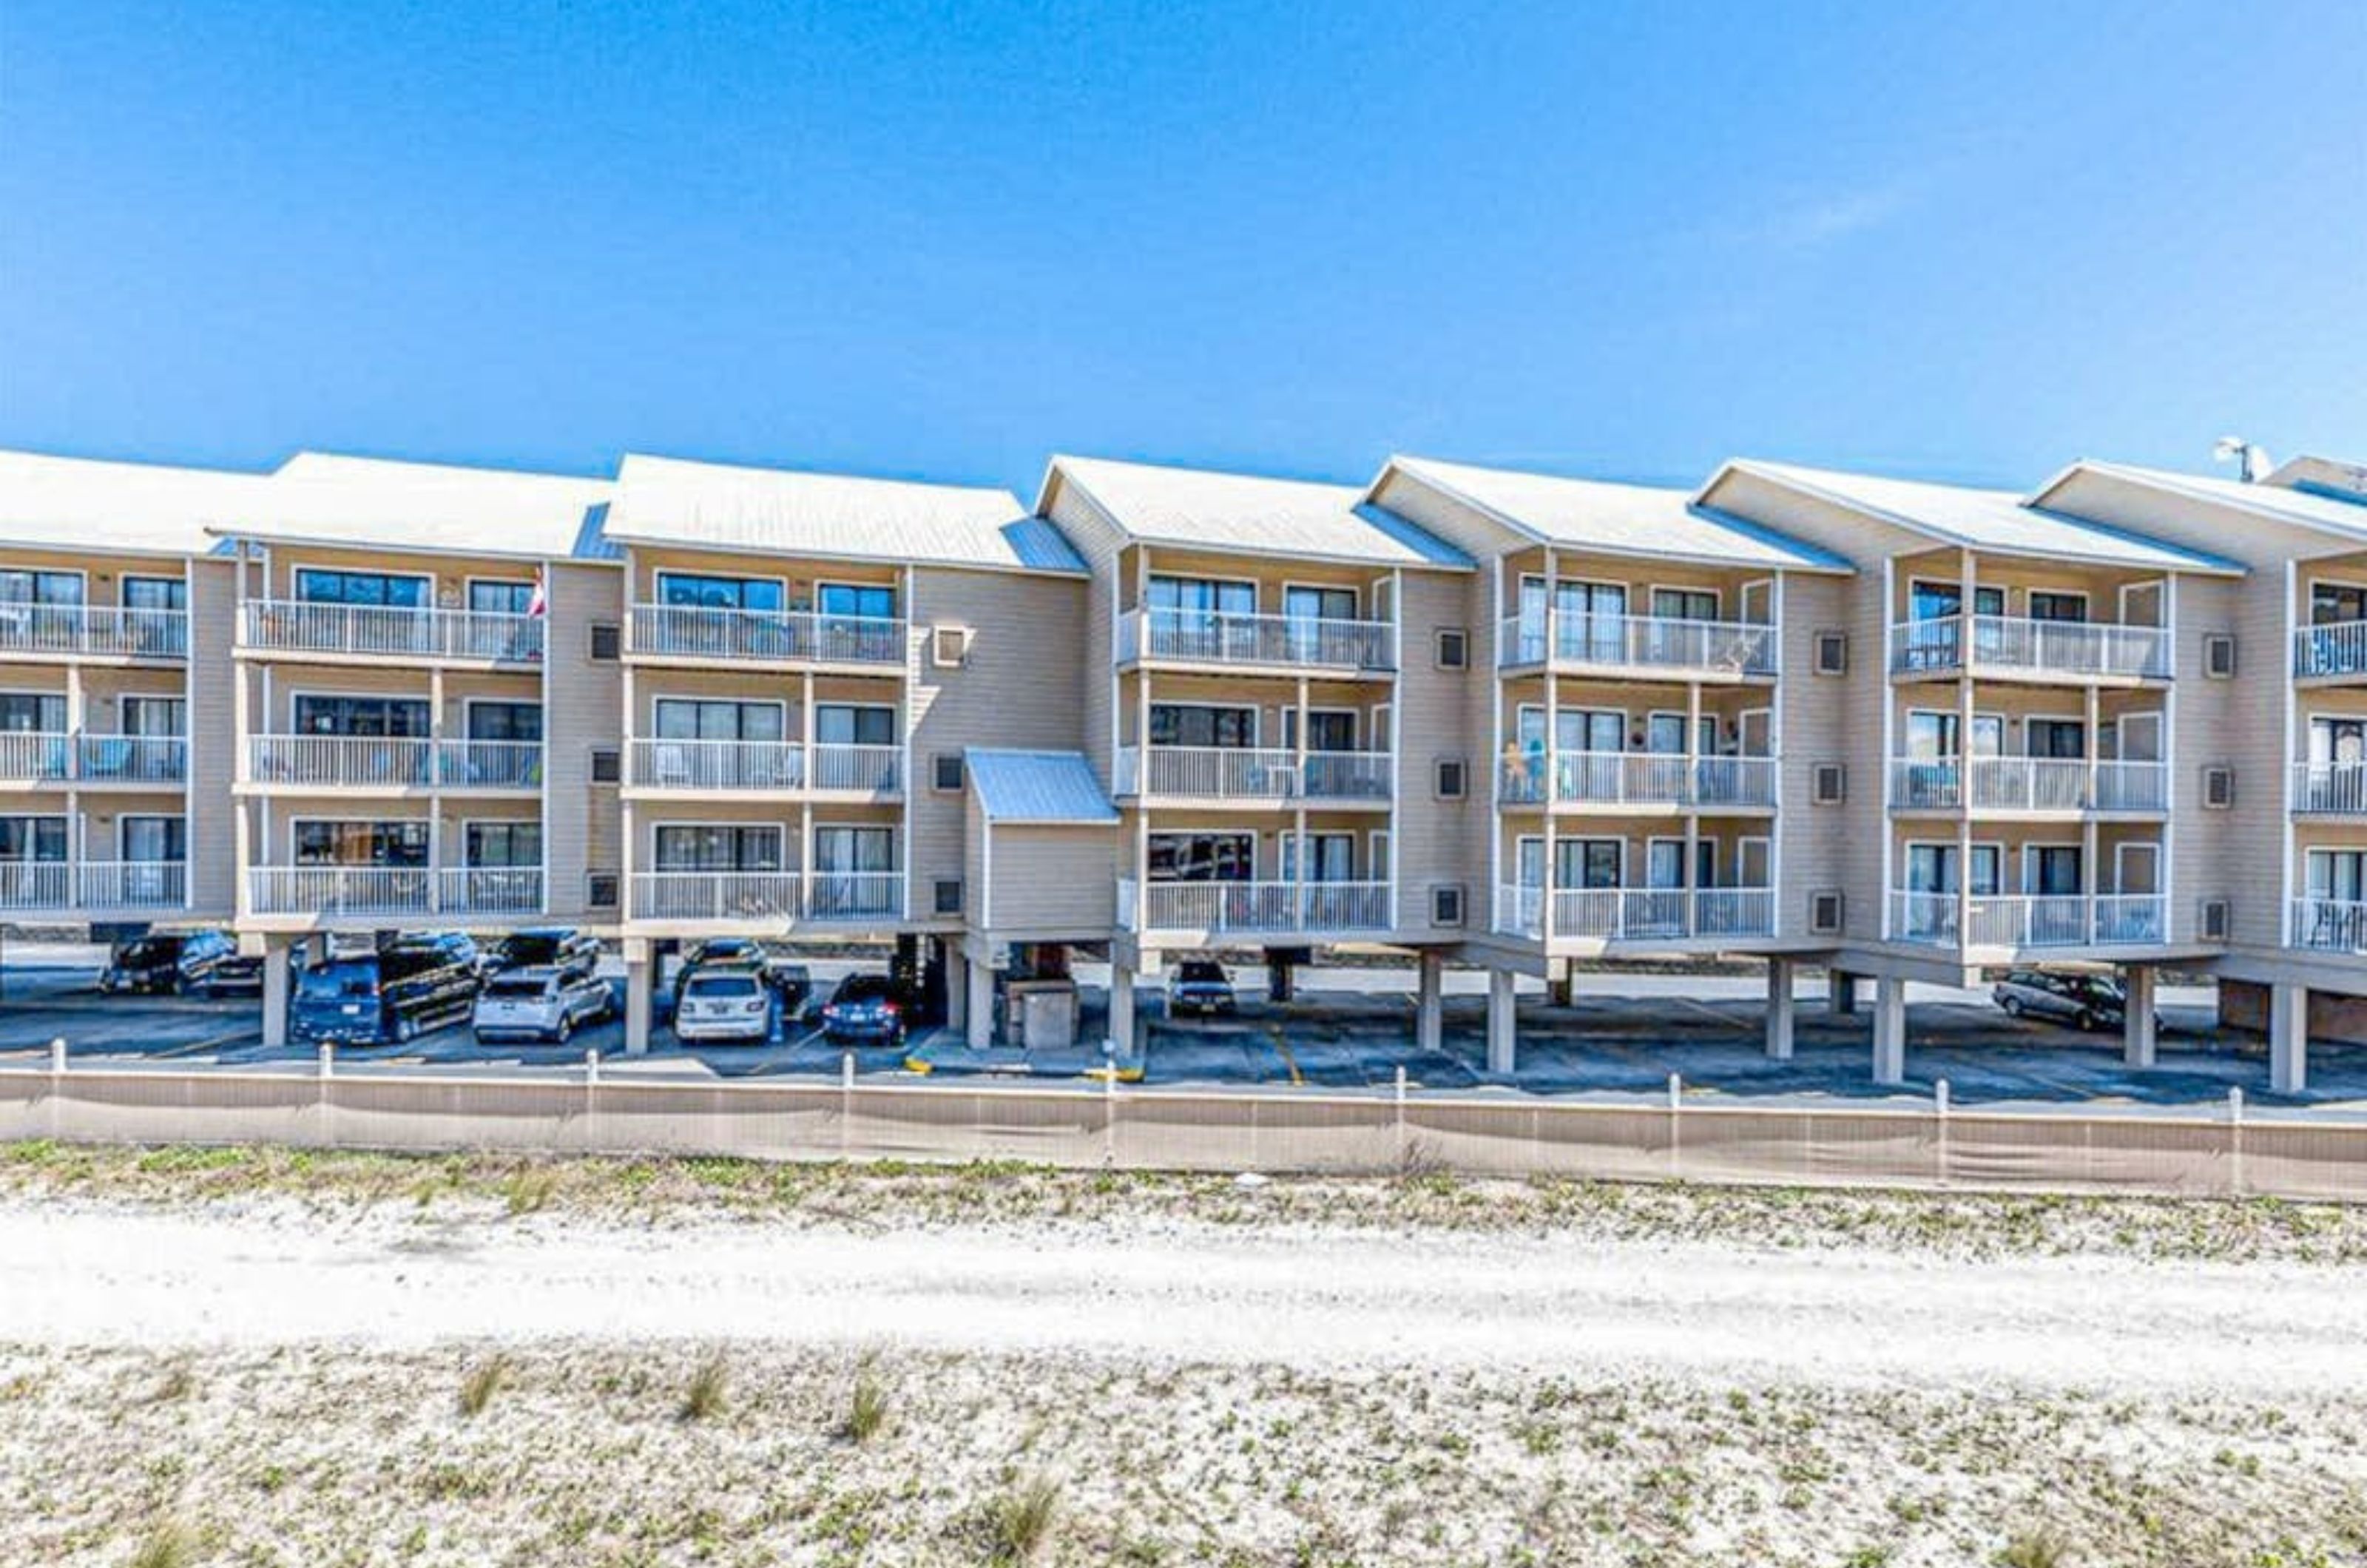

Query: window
left=1516, top=706, right=1622, bottom=753
left=2025, top=720, right=2086, bottom=760
left=0, top=693, right=66, bottom=733
left=468, top=580, right=536, bottom=616
left=1284, top=584, right=1357, bottom=622
left=2025, top=845, right=2084, bottom=896
left=933, top=754, right=965, bottom=791
left=1905, top=843, right=2002, bottom=898
left=932, top=625, right=971, bottom=667
left=1553, top=839, right=1625, bottom=890
left=1434, top=757, right=1468, bottom=799
left=294, top=569, right=429, bottom=608
left=1368, top=830, right=1391, bottom=881
left=1280, top=831, right=1356, bottom=882
left=2027, top=592, right=2089, bottom=624
left=814, top=703, right=896, bottom=746
left=818, top=582, right=897, bottom=621
left=1282, top=710, right=1357, bottom=752
left=1651, top=587, right=1718, bottom=622
left=121, top=575, right=185, bottom=612
left=293, top=820, right=428, bottom=867
left=121, top=695, right=184, bottom=736
left=1147, top=831, right=1254, bottom=882
left=655, top=824, right=782, bottom=871
left=1909, top=581, right=2003, bottom=620
left=1148, top=576, right=1256, bottom=616
left=2306, top=850, right=2367, bottom=903
left=467, top=702, right=542, bottom=742
left=653, top=699, right=783, bottom=742
left=1814, top=630, right=1848, bottom=675
left=1149, top=704, right=1257, bottom=748
left=465, top=822, right=541, bottom=868
left=2311, top=582, right=2367, bottom=626
left=0, top=570, right=83, bottom=606
left=590, top=748, right=621, bottom=784
left=814, top=824, right=896, bottom=872
left=120, top=815, right=186, bottom=863
left=294, top=695, right=430, bottom=737
left=1434, top=628, right=1468, bottom=669
left=589, top=623, right=621, bottom=660
left=0, top=816, right=68, bottom=862
left=657, top=572, right=784, bottom=612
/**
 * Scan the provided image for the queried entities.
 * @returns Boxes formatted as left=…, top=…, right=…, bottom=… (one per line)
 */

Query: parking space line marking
left=146, top=1027, right=265, bottom=1060
left=1264, top=1024, right=1303, bottom=1087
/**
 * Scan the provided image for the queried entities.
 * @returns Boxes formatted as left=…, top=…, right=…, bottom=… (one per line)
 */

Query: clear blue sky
left=1, top=0, right=2360, bottom=496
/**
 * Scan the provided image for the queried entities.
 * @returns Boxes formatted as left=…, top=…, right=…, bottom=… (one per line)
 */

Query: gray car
left=472, top=966, right=613, bottom=1043
left=1991, top=969, right=2131, bottom=1032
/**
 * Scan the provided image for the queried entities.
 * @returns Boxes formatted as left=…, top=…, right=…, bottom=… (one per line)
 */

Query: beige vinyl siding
left=185, top=558, right=238, bottom=914
left=906, top=565, right=1090, bottom=914
left=1041, top=478, right=1131, bottom=791
left=1363, top=471, right=1530, bottom=564
left=1393, top=568, right=1479, bottom=933
left=981, top=825, right=1118, bottom=936
left=1774, top=569, right=1854, bottom=939
left=542, top=561, right=623, bottom=921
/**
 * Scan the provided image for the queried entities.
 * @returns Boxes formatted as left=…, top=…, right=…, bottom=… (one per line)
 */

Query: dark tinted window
left=1178, top=960, right=1226, bottom=983
left=834, top=974, right=897, bottom=1001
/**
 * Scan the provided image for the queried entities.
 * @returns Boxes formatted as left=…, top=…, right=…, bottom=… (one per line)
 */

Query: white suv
left=472, top=966, right=612, bottom=1044
left=672, top=966, right=774, bottom=1044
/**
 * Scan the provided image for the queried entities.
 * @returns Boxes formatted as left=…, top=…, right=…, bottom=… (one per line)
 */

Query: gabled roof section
left=2030, top=460, right=2367, bottom=546
left=2265, top=454, right=2367, bottom=504
left=608, top=454, right=1085, bottom=577
left=1039, top=456, right=1472, bottom=571
left=965, top=749, right=1118, bottom=825
left=0, top=448, right=272, bottom=558
left=1712, top=459, right=2244, bottom=575
left=216, top=453, right=618, bottom=562
left=1380, top=454, right=1851, bottom=574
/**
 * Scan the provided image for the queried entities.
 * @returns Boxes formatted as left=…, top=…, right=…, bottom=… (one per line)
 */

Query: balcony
left=1493, top=885, right=1775, bottom=941
left=0, top=734, right=188, bottom=786
left=245, top=737, right=543, bottom=791
left=1886, top=615, right=2170, bottom=681
left=1496, top=612, right=1775, bottom=678
left=1888, top=891, right=2168, bottom=948
left=2292, top=762, right=2367, bottom=817
left=0, top=862, right=186, bottom=910
left=1119, top=606, right=1392, bottom=674
left=1886, top=757, right=2168, bottom=813
left=1498, top=753, right=1776, bottom=809
left=246, top=865, right=544, bottom=918
left=626, top=740, right=900, bottom=795
left=626, top=605, right=906, bottom=669
left=2294, top=621, right=2367, bottom=680
left=0, top=605, right=186, bottom=660
left=1118, top=877, right=1392, bottom=936
left=1114, top=746, right=1391, bottom=802
left=2292, top=898, right=2367, bottom=955
left=240, top=601, right=543, bottom=663
left=629, top=871, right=904, bottom=924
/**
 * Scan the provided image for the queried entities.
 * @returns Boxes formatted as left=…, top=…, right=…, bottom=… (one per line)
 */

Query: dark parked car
left=1992, top=970, right=2138, bottom=1032
left=819, top=973, right=911, bottom=1044
left=1167, top=958, right=1237, bottom=1017
left=203, top=951, right=266, bottom=999
left=772, top=962, right=813, bottom=1021
left=98, top=929, right=239, bottom=996
left=292, top=942, right=480, bottom=1046
left=490, top=927, right=602, bottom=983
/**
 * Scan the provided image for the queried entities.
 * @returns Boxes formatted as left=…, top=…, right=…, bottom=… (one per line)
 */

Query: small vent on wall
left=590, top=748, right=621, bottom=785
left=1431, top=885, right=1465, bottom=927
left=1809, top=889, right=1845, bottom=936
left=932, top=624, right=973, bottom=669
left=1811, top=763, right=1846, bottom=805
left=2204, top=633, right=2236, bottom=679
left=933, top=879, right=963, bottom=916
left=2202, top=765, right=2235, bottom=809
left=2199, top=897, right=2231, bottom=942
left=588, top=623, right=621, bottom=661
left=1813, top=629, right=1848, bottom=675
left=1434, top=757, right=1468, bottom=800
left=586, top=871, right=619, bottom=910
left=1434, top=627, right=1468, bottom=670
left=933, top=754, right=966, bottom=792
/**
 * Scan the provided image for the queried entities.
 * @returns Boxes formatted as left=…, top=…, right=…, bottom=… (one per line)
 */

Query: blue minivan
left=291, top=940, right=480, bottom=1046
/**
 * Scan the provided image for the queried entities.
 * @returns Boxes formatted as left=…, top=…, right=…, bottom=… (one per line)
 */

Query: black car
left=292, top=942, right=480, bottom=1046
left=387, top=930, right=492, bottom=981
left=1167, top=958, right=1237, bottom=1017
left=98, top=930, right=239, bottom=996
left=490, top=927, right=602, bottom=983
left=819, top=973, right=911, bottom=1044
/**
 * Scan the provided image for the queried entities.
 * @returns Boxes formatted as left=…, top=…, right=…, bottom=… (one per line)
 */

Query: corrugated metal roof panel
left=221, top=453, right=618, bottom=561
left=0, top=449, right=272, bottom=556
left=2064, top=460, right=2367, bottom=544
left=1389, top=455, right=1852, bottom=572
left=607, top=453, right=1087, bottom=575
left=1048, top=456, right=1472, bottom=570
left=966, top=748, right=1118, bottom=825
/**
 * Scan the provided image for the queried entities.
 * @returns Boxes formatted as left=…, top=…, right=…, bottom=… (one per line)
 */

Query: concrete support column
left=945, top=951, right=969, bottom=1033
left=1415, top=950, right=1443, bottom=1056
left=1269, top=956, right=1294, bottom=1004
left=966, top=950, right=996, bottom=1051
left=1108, top=962, right=1138, bottom=1066
left=260, top=936, right=293, bottom=1050
left=1547, top=970, right=1574, bottom=1009
left=624, top=950, right=654, bottom=1056
left=1871, top=974, right=1907, bottom=1086
left=1828, top=969, right=1857, bottom=1016
left=2269, top=982, right=2309, bottom=1095
left=2121, top=965, right=2158, bottom=1069
left=1485, top=966, right=1518, bottom=1075
left=1765, top=957, right=1795, bottom=1061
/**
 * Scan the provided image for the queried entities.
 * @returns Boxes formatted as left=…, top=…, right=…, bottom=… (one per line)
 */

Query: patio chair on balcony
left=82, top=737, right=133, bottom=780
left=652, top=743, right=694, bottom=789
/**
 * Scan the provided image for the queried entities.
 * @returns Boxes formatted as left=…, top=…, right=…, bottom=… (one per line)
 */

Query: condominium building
left=0, top=441, right=2358, bottom=1089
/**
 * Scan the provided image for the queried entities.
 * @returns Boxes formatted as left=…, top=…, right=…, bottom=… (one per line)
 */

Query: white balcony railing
left=1497, top=752, right=1776, bottom=808
left=77, top=861, right=187, bottom=908
left=1888, top=891, right=2169, bottom=947
left=627, top=605, right=906, bottom=667
left=241, top=601, right=544, bottom=663
left=1136, top=879, right=1391, bottom=935
left=2292, top=898, right=2367, bottom=954
left=806, top=871, right=904, bottom=920
left=0, top=862, right=72, bottom=908
left=1887, top=757, right=2168, bottom=813
left=1493, top=885, right=1776, bottom=940
left=1886, top=615, right=2171, bottom=680
left=0, top=732, right=72, bottom=782
left=1121, top=607, right=1393, bottom=672
left=0, top=604, right=186, bottom=660
left=809, top=746, right=902, bottom=794
left=249, top=866, right=434, bottom=916
left=244, top=737, right=543, bottom=790
left=1496, top=612, right=1776, bottom=677
left=628, top=870, right=905, bottom=924
left=2292, top=761, right=2367, bottom=816
left=2295, top=621, right=2367, bottom=679
left=1116, top=745, right=1390, bottom=801
left=626, top=740, right=899, bottom=794
left=0, top=733, right=191, bottom=785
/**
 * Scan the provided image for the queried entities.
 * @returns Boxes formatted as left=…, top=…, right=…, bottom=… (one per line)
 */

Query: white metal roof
left=212, top=453, right=618, bottom=561
left=2032, top=460, right=2367, bottom=545
left=608, top=454, right=1086, bottom=576
left=1716, top=459, right=2245, bottom=575
left=965, top=749, right=1118, bottom=825
left=1384, top=454, right=1851, bottom=573
left=1041, top=456, right=1472, bottom=571
left=0, top=448, right=273, bottom=557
